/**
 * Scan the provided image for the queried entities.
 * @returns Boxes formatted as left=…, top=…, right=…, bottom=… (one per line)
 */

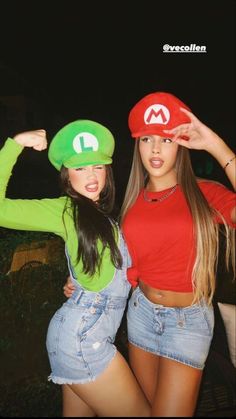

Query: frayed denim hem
left=48, top=374, right=98, bottom=385
left=48, top=347, right=118, bottom=385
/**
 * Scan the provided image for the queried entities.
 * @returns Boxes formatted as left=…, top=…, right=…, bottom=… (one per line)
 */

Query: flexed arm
left=0, top=132, right=65, bottom=236
left=14, top=129, right=47, bottom=151
left=0, top=130, right=47, bottom=201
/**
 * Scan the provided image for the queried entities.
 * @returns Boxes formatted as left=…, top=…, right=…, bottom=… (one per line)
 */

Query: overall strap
left=65, top=245, right=77, bottom=281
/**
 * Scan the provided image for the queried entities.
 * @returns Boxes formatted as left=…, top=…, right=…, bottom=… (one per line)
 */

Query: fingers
left=63, top=284, right=75, bottom=298
left=163, top=108, right=200, bottom=140
left=33, top=138, right=47, bottom=151
left=164, top=124, right=190, bottom=142
left=172, top=138, right=192, bottom=148
left=32, top=129, right=47, bottom=150
left=63, top=276, right=75, bottom=298
left=180, top=107, right=200, bottom=124
left=63, top=284, right=75, bottom=291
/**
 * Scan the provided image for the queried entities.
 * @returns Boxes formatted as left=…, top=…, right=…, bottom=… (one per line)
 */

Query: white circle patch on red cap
left=144, top=104, right=170, bottom=125
left=73, top=132, right=99, bottom=154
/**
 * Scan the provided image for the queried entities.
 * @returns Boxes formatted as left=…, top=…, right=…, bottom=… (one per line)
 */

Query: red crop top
left=122, top=181, right=236, bottom=291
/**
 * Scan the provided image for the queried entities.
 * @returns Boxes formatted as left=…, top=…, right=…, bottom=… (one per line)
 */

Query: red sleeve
left=199, top=181, right=236, bottom=228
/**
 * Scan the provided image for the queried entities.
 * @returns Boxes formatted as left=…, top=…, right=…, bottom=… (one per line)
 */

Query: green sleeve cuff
left=4, top=137, right=24, bottom=152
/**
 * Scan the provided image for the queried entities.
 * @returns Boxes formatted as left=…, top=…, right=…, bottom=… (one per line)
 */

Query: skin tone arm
left=14, top=129, right=47, bottom=151
left=164, top=108, right=236, bottom=223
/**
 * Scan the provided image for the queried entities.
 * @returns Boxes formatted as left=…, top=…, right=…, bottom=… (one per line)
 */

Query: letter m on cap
left=144, top=104, right=170, bottom=125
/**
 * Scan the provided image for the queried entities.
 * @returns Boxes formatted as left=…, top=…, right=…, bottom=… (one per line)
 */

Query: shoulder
left=197, top=178, right=234, bottom=194
left=196, top=178, right=235, bottom=206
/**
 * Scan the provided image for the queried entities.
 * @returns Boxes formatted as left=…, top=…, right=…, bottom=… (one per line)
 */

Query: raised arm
left=0, top=132, right=65, bottom=236
left=13, top=129, right=47, bottom=151
left=164, top=108, right=236, bottom=223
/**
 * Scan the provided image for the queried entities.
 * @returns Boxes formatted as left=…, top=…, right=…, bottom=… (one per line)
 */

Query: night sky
left=0, top=0, right=235, bottom=203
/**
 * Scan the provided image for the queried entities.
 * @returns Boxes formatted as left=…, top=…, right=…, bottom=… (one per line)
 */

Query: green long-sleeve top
left=0, top=138, right=116, bottom=291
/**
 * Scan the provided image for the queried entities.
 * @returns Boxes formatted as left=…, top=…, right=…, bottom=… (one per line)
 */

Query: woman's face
left=68, top=164, right=106, bottom=201
left=139, top=135, right=179, bottom=181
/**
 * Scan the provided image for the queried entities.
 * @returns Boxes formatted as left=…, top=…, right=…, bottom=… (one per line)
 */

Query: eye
left=75, top=167, right=84, bottom=171
left=162, top=138, right=172, bottom=143
left=140, top=136, right=151, bottom=143
left=94, top=165, right=104, bottom=169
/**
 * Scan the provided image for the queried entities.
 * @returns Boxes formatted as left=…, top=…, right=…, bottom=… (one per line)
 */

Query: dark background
left=0, top=2, right=235, bottom=416
left=0, top=0, right=235, bottom=205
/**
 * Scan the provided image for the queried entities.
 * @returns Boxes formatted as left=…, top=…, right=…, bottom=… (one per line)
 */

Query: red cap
left=128, top=92, right=191, bottom=139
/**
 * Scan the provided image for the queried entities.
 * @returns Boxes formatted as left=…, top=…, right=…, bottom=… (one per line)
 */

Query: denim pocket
left=81, top=307, right=106, bottom=337
left=183, top=303, right=214, bottom=335
left=201, top=303, right=214, bottom=334
left=46, top=310, right=65, bottom=355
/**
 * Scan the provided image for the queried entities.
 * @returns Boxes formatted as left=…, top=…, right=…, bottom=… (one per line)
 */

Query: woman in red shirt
left=64, top=92, right=235, bottom=416
left=121, top=92, right=236, bottom=416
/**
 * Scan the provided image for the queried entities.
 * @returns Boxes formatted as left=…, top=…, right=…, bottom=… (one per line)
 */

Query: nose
left=87, top=167, right=97, bottom=179
left=152, top=138, right=160, bottom=154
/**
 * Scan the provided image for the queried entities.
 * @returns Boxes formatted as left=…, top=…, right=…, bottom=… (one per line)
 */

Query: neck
left=147, top=174, right=177, bottom=192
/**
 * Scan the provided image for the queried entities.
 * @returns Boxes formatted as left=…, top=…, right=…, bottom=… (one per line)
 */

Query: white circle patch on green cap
left=73, top=132, right=99, bottom=154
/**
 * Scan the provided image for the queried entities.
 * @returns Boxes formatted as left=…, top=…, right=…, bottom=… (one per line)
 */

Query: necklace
left=143, top=184, right=178, bottom=203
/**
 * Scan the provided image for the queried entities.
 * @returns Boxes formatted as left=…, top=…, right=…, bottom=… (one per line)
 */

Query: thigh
left=62, top=385, right=95, bottom=417
left=69, top=351, right=151, bottom=417
left=128, top=342, right=160, bottom=405
left=152, top=357, right=202, bottom=417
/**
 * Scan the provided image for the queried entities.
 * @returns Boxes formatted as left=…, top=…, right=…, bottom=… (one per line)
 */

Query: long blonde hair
left=120, top=141, right=235, bottom=304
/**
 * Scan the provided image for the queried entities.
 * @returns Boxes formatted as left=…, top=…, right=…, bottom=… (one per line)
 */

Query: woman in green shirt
left=0, top=120, right=150, bottom=417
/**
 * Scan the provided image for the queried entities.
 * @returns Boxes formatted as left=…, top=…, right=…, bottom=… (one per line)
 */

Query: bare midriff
left=138, top=280, right=195, bottom=308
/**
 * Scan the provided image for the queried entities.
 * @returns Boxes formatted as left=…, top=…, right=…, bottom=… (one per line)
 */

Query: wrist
left=204, top=133, right=224, bottom=155
left=13, top=134, right=25, bottom=146
left=206, top=135, right=233, bottom=163
left=8, top=137, right=24, bottom=149
left=223, top=155, right=236, bottom=171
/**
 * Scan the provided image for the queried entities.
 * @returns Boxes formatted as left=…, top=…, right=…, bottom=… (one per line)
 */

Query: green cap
left=48, top=120, right=115, bottom=170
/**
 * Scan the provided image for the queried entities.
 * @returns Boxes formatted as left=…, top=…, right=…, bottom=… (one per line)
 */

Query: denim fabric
left=127, top=287, right=214, bottom=369
left=46, top=233, right=131, bottom=384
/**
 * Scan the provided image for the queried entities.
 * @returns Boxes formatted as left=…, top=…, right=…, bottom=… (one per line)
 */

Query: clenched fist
left=13, top=129, right=47, bottom=151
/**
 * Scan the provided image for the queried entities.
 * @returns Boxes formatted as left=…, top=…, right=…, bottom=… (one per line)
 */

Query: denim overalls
left=46, top=231, right=131, bottom=384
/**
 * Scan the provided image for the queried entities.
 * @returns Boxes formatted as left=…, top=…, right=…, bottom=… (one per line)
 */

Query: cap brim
left=131, top=126, right=189, bottom=141
left=131, top=125, right=173, bottom=138
left=64, top=152, right=112, bottom=168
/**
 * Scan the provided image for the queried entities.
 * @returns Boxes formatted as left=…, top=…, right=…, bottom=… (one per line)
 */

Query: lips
left=150, top=158, right=164, bottom=168
left=85, top=182, right=99, bottom=192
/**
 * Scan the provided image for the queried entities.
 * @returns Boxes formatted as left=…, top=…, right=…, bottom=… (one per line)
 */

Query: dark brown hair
left=61, top=165, right=122, bottom=276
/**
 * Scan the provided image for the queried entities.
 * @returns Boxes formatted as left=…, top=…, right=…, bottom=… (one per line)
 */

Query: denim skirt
left=127, top=287, right=214, bottom=369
